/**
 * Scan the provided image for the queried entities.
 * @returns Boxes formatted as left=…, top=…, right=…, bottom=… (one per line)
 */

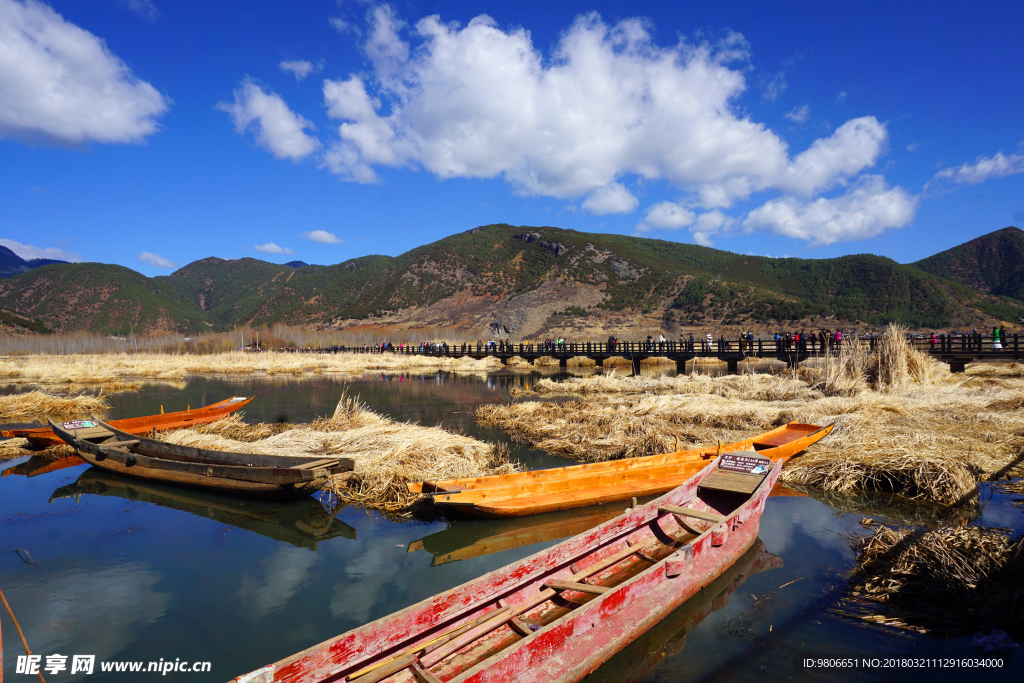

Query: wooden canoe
left=589, top=539, right=782, bottom=683
left=48, top=418, right=353, bottom=500
left=2, top=395, right=255, bottom=449
left=50, top=468, right=357, bottom=549
left=230, top=450, right=781, bottom=683
left=410, top=421, right=825, bottom=495
left=429, top=422, right=833, bottom=518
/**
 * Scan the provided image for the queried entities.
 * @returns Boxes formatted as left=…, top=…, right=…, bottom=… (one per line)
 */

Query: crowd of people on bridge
left=254, top=325, right=1017, bottom=356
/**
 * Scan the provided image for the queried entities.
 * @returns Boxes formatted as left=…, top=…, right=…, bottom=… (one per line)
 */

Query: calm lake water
left=1, top=371, right=1021, bottom=682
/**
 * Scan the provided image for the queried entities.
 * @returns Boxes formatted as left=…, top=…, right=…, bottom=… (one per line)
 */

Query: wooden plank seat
left=698, top=470, right=767, bottom=495
left=658, top=504, right=725, bottom=523
left=543, top=580, right=611, bottom=595
left=101, top=439, right=140, bottom=448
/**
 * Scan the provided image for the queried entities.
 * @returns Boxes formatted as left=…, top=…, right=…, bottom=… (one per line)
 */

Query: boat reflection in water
left=409, top=504, right=632, bottom=566
left=50, top=468, right=356, bottom=550
left=1, top=454, right=85, bottom=478
left=584, top=539, right=782, bottom=683
left=410, top=485, right=802, bottom=567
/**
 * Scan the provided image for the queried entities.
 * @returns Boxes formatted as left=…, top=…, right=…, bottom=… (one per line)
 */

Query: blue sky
left=2, top=0, right=1023, bottom=275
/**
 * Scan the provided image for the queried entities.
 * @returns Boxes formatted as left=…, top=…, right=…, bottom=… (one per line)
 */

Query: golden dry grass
left=478, top=326, right=1024, bottom=505
left=0, top=351, right=505, bottom=387
left=840, top=523, right=1024, bottom=636
left=163, top=390, right=517, bottom=513
left=0, top=390, right=109, bottom=423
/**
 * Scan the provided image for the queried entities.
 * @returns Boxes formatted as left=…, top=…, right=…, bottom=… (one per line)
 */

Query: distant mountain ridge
left=0, top=225, right=1022, bottom=335
left=0, top=244, right=67, bottom=278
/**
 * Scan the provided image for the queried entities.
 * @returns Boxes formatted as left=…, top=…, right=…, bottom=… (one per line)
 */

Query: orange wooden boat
left=422, top=422, right=832, bottom=518
left=0, top=396, right=254, bottom=449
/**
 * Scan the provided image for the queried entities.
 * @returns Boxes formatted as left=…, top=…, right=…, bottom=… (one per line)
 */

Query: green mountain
left=0, top=263, right=217, bottom=335
left=913, top=226, right=1024, bottom=295
left=2, top=224, right=1022, bottom=335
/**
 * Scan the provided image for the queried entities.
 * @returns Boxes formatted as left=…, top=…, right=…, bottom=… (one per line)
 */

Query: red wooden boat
left=231, top=450, right=781, bottom=683
left=1, top=396, right=254, bottom=449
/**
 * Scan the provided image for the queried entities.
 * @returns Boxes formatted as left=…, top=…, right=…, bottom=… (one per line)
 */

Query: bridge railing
left=271, top=334, right=1021, bottom=356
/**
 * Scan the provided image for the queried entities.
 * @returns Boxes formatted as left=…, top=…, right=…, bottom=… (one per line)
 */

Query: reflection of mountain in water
left=51, top=468, right=356, bottom=549
left=408, top=504, right=632, bottom=566
left=584, top=540, right=782, bottom=683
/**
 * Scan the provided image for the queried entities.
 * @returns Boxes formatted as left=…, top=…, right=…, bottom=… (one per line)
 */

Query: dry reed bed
left=0, top=351, right=505, bottom=386
left=840, top=523, right=1024, bottom=636
left=0, top=390, right=110, bottom=423
left=162, top=394, right=517, bottom=512
left=478, top=326, right=1024, bottom=505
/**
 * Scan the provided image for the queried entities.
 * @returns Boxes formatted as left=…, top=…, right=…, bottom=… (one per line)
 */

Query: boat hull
left=438, top=423, right=832, bottom=518
left=230, top=452, right=780, bottom=683
left=48, top=420, right=349, bottom=501
left=3, top=396, right=255, bottom=449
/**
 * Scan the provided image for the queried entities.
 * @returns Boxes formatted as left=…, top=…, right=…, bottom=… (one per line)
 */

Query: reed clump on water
left=164, top=390, right=517, bottom=513
left=479, top=325, right=1024, bottom=505
left=0, top=351, right=504, bottom=387
left=841, top=523, right=1024, bottom=637
left=0, top=390, right=110, bottom=423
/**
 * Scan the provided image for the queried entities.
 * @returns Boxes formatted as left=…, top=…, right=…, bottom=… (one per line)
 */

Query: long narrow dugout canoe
left=48, top=418, right=353, bottom=500
left=410, top=421, right=826, bottom=495
left=428, top=422, right=833, bottom=518
left=2, top=395, right=254, bottom=449
left=230, top=451, right=781, bottom=683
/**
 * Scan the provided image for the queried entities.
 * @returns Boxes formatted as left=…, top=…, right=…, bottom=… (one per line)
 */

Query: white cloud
left=121, top=0, right=159, bottom=22
left=218, top=78, right=320, bottom=161
left=638, top=202, right=695, bottom=231
left=0, top=0, right=169, bottom=144
left=784, top=105, right=810, bottom=123
left=691, top=210, right=730, bottom=246
left=301, top=230, right=343, bottom=244
left=279, top=59, right=322, bottom=81
left=743, top=175, right=917, bottom=246
left=0, top=238, right=81, bottom=262
left=761, top=72, right=787, bottom=102
left=254, top=242, right=294, bottom=255
left=138, top=251, right=177, bottom=269
left=580, top=183, right=638, bottom=215
left=778, top=116, right=887, bottom=196
left=329, top=16, right=359, bottom=35
left=931, top=151, right=1024, bottom=186
left=314, top=9, right=893, bottom=219
left=836, top=91, right=847, bottom=103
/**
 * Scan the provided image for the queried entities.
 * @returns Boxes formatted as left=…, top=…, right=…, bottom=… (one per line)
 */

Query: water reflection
left=4, top=561, right=170, bottom=681
left=50, top=468, right=356, bottom=549
left=408, top=504, right=628, bottom=566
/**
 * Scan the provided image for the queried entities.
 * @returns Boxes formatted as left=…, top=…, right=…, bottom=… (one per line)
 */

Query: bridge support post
left=559, top=357, right=568, bottom=369
left=631, top=357, right=642, bottom=376
left=594, top=357, right=604, bottom=368
left=948, top=360, right=967, bottom=373
left=500, top=356, right=509, bottom=366
left=726, top=359, right=738, bottom=373
left=676, top=359, right=686, bottom=374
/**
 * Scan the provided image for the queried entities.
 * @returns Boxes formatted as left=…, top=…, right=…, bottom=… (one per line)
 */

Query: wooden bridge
left=318, top=334, right=1023, bottom=374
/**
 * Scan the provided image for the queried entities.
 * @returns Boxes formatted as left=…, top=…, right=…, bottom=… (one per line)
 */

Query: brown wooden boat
left=48, top=418, right=353, bottom=500
left=424, top=422, right=832, bottom=518
left=230, top=450, right=781, bottom=683
left=2, top=396, right=255, bottom=449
